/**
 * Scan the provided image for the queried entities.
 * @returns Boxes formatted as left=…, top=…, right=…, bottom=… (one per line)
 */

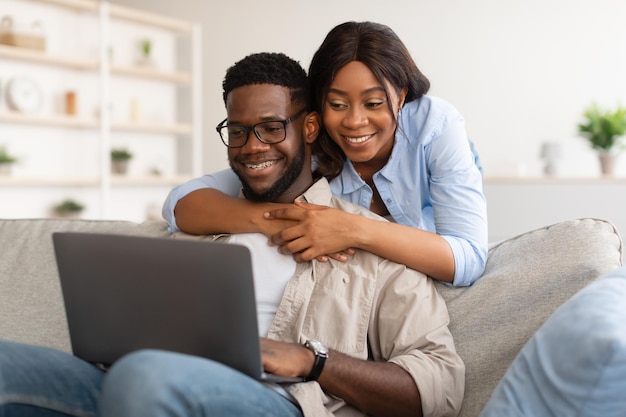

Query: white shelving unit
left=0, top=0, right=202, bottom=221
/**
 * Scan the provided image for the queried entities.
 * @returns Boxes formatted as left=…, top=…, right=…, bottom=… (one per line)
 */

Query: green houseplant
left=141, top=39, right=151, bottom=58
left=111, top=148, right=133, bottom=175
left=0, top=146, right=18, bottom=175
left=138, top=38, right=153, bottom=66
left=53, top=198, right=85, bottom=218
left=577, top=104, right=626, bottom=176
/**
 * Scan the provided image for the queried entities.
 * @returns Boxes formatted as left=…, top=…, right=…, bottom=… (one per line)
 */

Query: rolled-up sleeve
left=426, top=111, right=488, bottom=287
left=370, top=259, right=465, bottom=417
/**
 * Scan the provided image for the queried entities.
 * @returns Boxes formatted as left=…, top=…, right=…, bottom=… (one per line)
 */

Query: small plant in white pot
left=137, top=38, right=153, bottom=66
left=52, top=199, right=85, bottom=218
left=0, top=146, right=18, bottom=176
left=111, top=148, right=133, bottom=175
left=577, top=104, right=626, bottom=176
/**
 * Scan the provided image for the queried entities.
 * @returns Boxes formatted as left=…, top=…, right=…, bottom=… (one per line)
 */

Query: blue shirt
left=162, top=95, right=488, bottom=286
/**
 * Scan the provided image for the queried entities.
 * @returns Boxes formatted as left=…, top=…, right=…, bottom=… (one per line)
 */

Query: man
left=97, top=53, right=464, bottom=417
left=0, top=52, right=463, bottom=417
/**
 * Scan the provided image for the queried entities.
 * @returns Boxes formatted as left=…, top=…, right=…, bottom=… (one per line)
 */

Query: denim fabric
left=0, top=341, right=104, bottom=417
left=99, top=350, right=303, bottom=417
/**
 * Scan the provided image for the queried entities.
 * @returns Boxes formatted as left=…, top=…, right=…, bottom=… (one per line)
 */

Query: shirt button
left=343, top=276, right=351, bottom=284
left=386, top=198, right=391, bottom=203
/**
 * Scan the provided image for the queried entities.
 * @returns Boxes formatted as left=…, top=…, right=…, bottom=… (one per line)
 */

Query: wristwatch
left=304, top=339, right=329, bottom=381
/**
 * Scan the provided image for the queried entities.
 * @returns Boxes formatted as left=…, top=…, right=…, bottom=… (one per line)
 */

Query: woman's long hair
left=309, top=21, right=430, bottom=180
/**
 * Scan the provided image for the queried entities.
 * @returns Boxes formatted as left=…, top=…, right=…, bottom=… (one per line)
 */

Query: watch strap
left=304, top=340, right=328, bottom=381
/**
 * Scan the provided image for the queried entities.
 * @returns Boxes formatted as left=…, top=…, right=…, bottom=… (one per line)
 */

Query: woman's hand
left=264, top=200, right=357, bottom=262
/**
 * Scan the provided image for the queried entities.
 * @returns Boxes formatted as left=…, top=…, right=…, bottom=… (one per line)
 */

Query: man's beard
left=231, top=142, right=305, bottom=202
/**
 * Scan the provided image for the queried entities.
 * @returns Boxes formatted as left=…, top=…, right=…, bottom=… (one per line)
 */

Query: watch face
left=307, top=339, right=328, bottom=355
left=6, top=76, right=43, bottom=113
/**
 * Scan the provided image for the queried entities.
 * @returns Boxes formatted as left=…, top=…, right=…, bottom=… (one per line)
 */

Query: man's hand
left=260, top=337, right=422, bottom=417
left=260, top=338, right=313, bottom=378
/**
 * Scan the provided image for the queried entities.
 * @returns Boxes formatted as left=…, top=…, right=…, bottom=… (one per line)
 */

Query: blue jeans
left=0, top=340, right=104, bottom=417
left=99, top=350, right=303, bottom=417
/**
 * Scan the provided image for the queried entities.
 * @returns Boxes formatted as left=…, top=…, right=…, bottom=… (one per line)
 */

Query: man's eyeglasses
left=216, top=109, right=307, bottom=148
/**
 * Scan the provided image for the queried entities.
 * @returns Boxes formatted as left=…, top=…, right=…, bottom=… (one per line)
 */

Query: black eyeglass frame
left=215, top=109, right=307, bottom=148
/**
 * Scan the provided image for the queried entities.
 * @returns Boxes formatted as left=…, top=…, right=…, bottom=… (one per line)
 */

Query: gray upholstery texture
left=0, top=219, right=170, bottom=352
left=435, top=217, right=623, bottom=417
left=0, top=217, right=622, bottom=416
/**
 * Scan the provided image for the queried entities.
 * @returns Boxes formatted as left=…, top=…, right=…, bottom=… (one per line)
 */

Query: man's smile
left=244, top=160, right=277, bottom=170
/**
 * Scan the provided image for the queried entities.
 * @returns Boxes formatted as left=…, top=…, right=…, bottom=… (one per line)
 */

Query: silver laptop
left=52, top=232, right=303, bottom=384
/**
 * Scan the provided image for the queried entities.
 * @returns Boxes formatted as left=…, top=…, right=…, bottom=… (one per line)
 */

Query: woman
left=163, top=21, right=487, bottom=286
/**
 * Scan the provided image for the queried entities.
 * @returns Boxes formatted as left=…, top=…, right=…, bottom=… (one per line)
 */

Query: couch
left=0, top=217, right=623, bottom=417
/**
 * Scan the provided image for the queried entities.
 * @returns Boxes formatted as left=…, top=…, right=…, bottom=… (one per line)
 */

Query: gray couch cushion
left=0, top=219, right=170, bottom=352
left=436, top=218, right=623, bottom=417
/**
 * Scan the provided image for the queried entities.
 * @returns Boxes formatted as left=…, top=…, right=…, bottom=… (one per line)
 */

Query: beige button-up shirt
left=177, top=178, right=464, bottom=417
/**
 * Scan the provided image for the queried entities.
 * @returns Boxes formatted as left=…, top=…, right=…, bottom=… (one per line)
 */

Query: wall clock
left=6, top=76, right=42, bottom=113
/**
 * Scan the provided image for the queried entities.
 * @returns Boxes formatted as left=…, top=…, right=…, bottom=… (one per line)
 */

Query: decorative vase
left=540, top=141, right=562, bottom=177
left=598, top=152, right=617, bottom=176
left=111, top=159, right=129, bottom=175
left=0, top=162, right=12, bottom=176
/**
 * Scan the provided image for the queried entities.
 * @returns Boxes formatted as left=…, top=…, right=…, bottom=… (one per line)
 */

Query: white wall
left=117, top=0, right=626, bottom=178
left=116, top=0, right=626, bottom=241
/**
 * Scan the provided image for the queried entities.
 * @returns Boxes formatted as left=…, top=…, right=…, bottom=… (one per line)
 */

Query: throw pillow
left=479, top=265, right=626, bottom=417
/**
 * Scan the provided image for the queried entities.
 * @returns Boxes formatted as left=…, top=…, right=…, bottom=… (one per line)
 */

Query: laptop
left=52, top=231, right=303, bottom=384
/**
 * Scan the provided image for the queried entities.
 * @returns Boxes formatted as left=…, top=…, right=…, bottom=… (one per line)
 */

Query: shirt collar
left=298, top=177, right=333, bottom=206
left=339, top=160, right=366, bottom=194
left=337, top=135, right=403, bottom=193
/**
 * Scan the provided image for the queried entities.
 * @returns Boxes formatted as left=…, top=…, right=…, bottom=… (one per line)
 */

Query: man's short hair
left=222, top=52, right=309, bottom=110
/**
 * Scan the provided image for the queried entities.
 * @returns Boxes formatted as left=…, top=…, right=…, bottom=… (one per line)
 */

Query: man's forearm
left=318, top=349, right=422, bottom=417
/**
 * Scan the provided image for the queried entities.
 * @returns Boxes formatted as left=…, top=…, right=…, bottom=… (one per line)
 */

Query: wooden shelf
left=111, top=175, right=193, bottom=186
left=33, top=0, right=194, bottom=33
left=0, top=45, right=192, bottom=83
left=109, top=3, right=194, bottom=33
left=112, top=121, right=192, bottom=135
left=0, top=175, right=192, bottom=187
left=0, top=176, right=99, bottom=186
left=1, top=112, right=192, bottom=135
left=0, top=112, right=98, bottom=128
left=35, top=0, right=98, bottom=13
left=484, top=176, right=626, bottom=184
left=111, top=65, right=192, bottom=84
left=0, top=45, right=97, bottom=70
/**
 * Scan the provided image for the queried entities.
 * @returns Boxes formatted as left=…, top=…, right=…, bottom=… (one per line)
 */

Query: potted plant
left=138, top=38, right=153, bottom=66
left=111, top=148, right=133, bottom=175
left=53, top=198, right=85, bottom=218
left=577, top=104, right=626, bottom=176
left=0, top=145, right=18, bottom=176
